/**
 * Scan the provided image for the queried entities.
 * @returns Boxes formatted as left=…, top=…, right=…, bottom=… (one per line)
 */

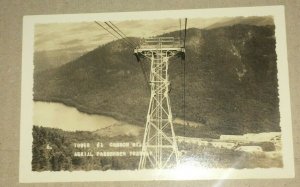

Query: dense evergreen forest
left=34, top=23, right=280, bottom=136
left=32, top=126, right=140, bottom=171
left=32, top=126, right=282, bottom=171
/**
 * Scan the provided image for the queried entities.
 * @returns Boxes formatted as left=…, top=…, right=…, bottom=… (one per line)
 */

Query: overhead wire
left=108, top=21, right=138, bottom=46
left=94, top=21, right=133, bottom=49
left=94, top=20, right=149, bottom=91
left=95, top=21, right=122, bottom=44
left=139, top=60, right=150, bottom=91
left=179, top=19, right=182, bottom=46
left=183, top=18, right=187, bottom=137
left=106, top=21, right=149, bottom=91
left=96, top=18, right=189, bottom=142
left=104, top=22, right=135, bottom=48
left=183, top=18, right=187, bottom=48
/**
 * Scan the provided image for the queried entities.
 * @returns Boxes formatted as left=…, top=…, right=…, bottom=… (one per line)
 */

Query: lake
left=33, top=101, right=138, bottom=132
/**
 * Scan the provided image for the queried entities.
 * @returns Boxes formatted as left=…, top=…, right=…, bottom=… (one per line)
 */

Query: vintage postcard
left=20, top=6, right=294, bottom=182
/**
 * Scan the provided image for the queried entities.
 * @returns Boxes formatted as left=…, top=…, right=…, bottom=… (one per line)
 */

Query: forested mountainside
left=34, top=24, right=279, bottom=136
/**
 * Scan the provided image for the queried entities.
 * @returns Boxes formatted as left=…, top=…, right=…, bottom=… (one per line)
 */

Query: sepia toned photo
left=19, top=6, right=294, bottom=182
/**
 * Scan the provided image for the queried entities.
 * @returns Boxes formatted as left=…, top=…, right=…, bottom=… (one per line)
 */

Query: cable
left=104, top=22, right=135, bottom=48
left=179, top=19, right=182, bottom=45
left=183, top=18, right=187, bottom=137
left=109, top=21, right=138, bottom=46
left=183, top=48, right=186, bottom=137
left=107, top=22, right=136, bottom=47
left=95, top=21, right=135, bottom=49
left=94, top=21, right=132, bottom=48
left=139, top=60, right=150, bottom=91
left=183, top=18, right=187, bottom=48
left=95, top=21, right=120, bottom=41
left=106, top=22, right=147, bottom=89
left=95, top=21, right=149, bottom=91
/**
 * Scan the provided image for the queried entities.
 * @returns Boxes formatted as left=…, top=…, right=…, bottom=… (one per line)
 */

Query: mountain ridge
left=34, top=23, right=280, bottom=137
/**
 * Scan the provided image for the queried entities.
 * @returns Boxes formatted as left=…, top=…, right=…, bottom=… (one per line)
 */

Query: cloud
left=60, top=39, right=83, bottom=46
left=34, top=16, right=268, bottom=52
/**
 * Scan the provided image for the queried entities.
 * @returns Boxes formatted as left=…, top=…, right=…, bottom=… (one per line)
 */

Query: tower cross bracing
left=134, top=37, right=185, bottom=169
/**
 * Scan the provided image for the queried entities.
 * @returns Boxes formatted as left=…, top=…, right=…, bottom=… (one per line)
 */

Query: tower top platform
left=141, top=37, right=182, bottom=47
left=134, top=37, right=185, bottom=60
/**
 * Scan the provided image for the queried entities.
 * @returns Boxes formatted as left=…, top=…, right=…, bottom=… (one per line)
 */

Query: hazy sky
left=34, top=17, right=228, bottom=52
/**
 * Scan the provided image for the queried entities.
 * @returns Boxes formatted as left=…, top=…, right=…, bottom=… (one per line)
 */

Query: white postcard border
left=20, top=5, right=294, bottom=183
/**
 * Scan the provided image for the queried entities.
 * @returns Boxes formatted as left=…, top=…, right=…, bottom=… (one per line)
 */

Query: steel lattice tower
left=134, top=37, right=185, bottom=169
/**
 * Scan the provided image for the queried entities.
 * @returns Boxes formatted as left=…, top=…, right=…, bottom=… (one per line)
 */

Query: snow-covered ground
left=173, top=118, right=204, bottom=128
left=220, top=132, right=281, bottom=143
left=177, top=131, right=282, bottom=154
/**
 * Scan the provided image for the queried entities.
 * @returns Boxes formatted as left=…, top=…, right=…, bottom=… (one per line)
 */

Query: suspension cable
left=179, top=19, right=182, bottom=45
left=183, top=18, right=187, bottom=137
left=183, top=18, right=187, bottom=49
left=94, top=20, right=149, bottom=91
left=108, top=21, right=138, bottom=46
left=94, top=21, right=132, bottom=48
left=183, top=47, right=186, bottom=137
left=104, top=22, right=135, bottom=48
left=95, top=21, right=120, bottom=41
left=139, top=60, right=150, bottom=91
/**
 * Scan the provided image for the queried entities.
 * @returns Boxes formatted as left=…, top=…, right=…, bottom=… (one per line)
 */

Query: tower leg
left=138, top=51, right=179, bottom=169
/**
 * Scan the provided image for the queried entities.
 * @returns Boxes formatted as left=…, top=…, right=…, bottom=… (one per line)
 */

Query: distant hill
left=93, top=123, right=143, bottom=137
left=205, top=16, right=274, bottom=30
left=34, top=50, right=86, bottom=72
left=34, top=23, right=280, bottom=136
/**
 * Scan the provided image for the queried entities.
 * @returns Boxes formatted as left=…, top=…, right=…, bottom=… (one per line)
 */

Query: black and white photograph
left=19, top=6, right=294, bottom=182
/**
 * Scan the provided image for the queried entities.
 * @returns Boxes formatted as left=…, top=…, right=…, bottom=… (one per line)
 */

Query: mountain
left=205, top=16, right=274, bottom=30
left=34, top=24, right=280, bottom=137
left=34, top=50, right=87, bottom=72
left=92, top=123, right=143, bottom=137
